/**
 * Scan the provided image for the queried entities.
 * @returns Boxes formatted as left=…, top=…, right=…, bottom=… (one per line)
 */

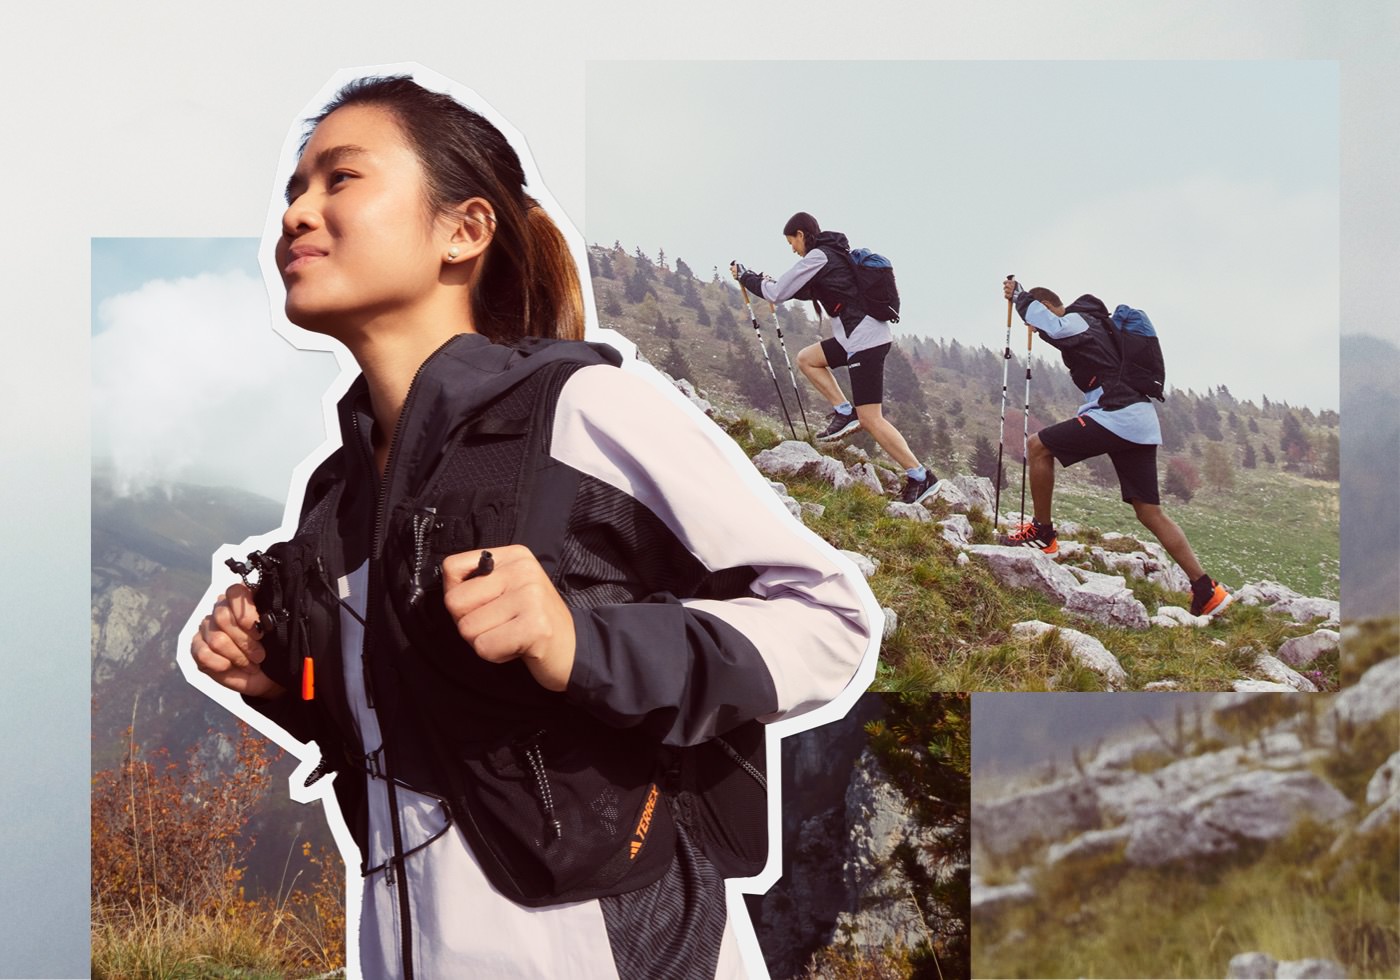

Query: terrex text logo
left=629, top=784, right=659, bottom=859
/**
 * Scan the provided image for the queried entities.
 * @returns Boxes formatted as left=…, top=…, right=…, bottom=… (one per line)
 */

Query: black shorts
left=1036, top=414, right=1160, bottom=506
left=820, top=338, right=889, bottom=407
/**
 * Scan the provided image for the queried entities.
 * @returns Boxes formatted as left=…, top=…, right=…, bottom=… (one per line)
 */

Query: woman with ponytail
left=188, top=73, right=873, bottom=978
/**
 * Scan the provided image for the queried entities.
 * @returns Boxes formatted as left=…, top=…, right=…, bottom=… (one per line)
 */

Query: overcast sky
left=587, top=60, right=1340, bottom=411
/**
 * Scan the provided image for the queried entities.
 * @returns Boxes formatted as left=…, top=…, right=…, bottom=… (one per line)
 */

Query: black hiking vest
left=240, top=337, right=769, bottom=909
left=790, top=231, right=867, bottom=334
left=1033, top=294, right=1147, bottom=412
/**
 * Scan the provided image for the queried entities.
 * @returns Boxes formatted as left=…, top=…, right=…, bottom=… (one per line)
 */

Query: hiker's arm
left=738, top=249, right=827, bottom=305
left=1015, top=294, right=1088, bottom=341
left=190, top=584, right=286, bottom=700
left=549, top=364, right=875, bottom=747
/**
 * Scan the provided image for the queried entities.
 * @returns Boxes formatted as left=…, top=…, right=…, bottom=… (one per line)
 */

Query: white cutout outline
left=176, top=61, right=884, bottom=980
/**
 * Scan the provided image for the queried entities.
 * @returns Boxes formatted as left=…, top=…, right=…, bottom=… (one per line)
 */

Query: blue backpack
left=1111, top=305, right=1166, bottom=402
left=849, top=248, right=901, bottom=323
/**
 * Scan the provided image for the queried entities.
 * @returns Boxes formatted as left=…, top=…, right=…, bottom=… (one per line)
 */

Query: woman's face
left=786, top=232, right=806, bottom=257
left=277, top=104, right=447, bottom=333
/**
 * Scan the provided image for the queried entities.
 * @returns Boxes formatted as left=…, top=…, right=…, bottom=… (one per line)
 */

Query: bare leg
left=796, top=343, right=846, bottom=408
left=1027, top=433, right=1056, bottom=524
left=1132, top=500, right=1205, bottom=581
left=854, top=403, right=919, bottom=471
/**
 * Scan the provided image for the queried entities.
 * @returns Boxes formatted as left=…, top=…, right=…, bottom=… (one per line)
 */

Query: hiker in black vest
left=188, top=75, right=873, bottom=979
left=1000, top=279, right=1232, bottom=618
left=730, top=212, right=940, bottom=505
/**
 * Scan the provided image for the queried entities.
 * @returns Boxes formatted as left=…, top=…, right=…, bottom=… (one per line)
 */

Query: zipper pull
left=407, top=507, right=437, bottom=609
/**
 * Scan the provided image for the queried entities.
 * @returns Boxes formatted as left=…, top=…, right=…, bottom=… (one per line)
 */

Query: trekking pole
left=1019, top=295, right=1034, bottom=528
left=994, top=274, right=1015, bottom=528
left=769, top=300, right=812, bottom=439
left=738, top=284, right=798, bottom=439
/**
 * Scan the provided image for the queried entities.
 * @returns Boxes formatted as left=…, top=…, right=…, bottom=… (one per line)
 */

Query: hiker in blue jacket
left=1000, top=278, right=1232, bottom=618
left=731, top=211, right=939, bottom=506
left=187, top=74, right=874, bottom=980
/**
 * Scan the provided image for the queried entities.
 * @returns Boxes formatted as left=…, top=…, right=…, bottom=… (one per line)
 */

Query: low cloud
left=92, top=270, right=342, bottom=501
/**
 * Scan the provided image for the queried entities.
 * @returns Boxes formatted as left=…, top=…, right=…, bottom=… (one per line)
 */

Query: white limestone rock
left=886, top=501, right=933, bottom=522
left=1252, top=653, right=1320, bottom=693
left=1366, top=751, right=1400, bottom=807
left=1065, top=574, right=1151, bottom=630
left=1054, top=540, right=1086, bottom=560
left=1327, top=657, right=1400, bottom=727
left=1143, top=680, right=1182, bottom=691
left=1235, top=581, right=1340, bottom=624
left=1045, top=826, right=1132, bottom=866
left=1276, top=629, right=1340, bottom=669
left=1228, top=953, right=1279, bottom=979
left=800, top=501, right=825, bottom=519
left=1151, top=605, right=1210, bottom=629
left=670, top=376, right=713, bottom=415
left=848, top=461, right=885, bottom=495
left=881, top=607, right=899, bottom=640
left=1010, top=620, right=1128, bottom=689
left=968, top=546, right=1082, bottom=604
left=752, top=440, right=852, bottom=489
left=1357, top=791, right=1400, bottom=837
left=928, top=480, right=972, bottom=512
left=970, top=880, right=1036, bottom=917
left=943, top=474, right=996, bottom=515
left=1232, top=680, right=1299, bottom=693
left=1125, top=769, right=1352, bottom=867
left=972, top=774, right=1103, bottom=857
left=1276, top=958, right=1349, bottom=979
left=840, top=550, right=879, bottom=579
left=937, top=514, right=973, bottom=547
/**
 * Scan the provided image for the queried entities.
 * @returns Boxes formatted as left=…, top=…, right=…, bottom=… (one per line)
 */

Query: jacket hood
left=1066, top=294, right=1111, bottom=319
left=337, top=333, right=622, bottom=497
left=811, top=230, right=850, bottom=253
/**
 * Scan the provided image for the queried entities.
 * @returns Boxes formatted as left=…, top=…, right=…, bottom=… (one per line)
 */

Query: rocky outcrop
left=968, top=546, right=1080, bottom=603
left=752, top=440, right=852, bottom=490
left=1234, top=581, right=1340, bottom=625
left=1326, top=657, right=1400, bottom=727
left=1009, top=621, right=1128, bottom=689
left=1063, top=571, right=1151, bottom=630
left=1228, top=952, right=1348, bottom=979
left=1276, top=629, right=1340, bottom=668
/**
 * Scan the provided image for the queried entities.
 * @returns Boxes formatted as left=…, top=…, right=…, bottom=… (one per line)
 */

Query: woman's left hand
left=441, top=545, right=576, bottom=692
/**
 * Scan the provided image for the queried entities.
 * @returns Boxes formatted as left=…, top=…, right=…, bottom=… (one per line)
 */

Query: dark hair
left=782, top=211, right=821, bottom=242
left=307, top=75, right=584, bottom=342
left=1028, top=287, right=1063, bottom=309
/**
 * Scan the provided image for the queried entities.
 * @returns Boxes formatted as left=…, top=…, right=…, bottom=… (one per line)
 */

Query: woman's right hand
left=190, top=583, right=287, bottom=700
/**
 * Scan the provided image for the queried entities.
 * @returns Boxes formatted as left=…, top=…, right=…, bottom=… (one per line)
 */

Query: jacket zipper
left=351, top=336, right=459, bottom=980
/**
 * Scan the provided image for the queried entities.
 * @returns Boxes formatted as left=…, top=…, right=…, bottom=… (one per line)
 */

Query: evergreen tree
left=884, top=344, right=928, bottom=412
left=1194, top=398, right=1224, bottom=441
left=695, top=302, right=711, bottom=328
left=587, top=251, right=599, bottom=278
left=727, top=344, right=777, bottom=411
left=1248, top=416, right=1260, bottom=434
left=674, top=257, right=694, bottom=281
left=1280, top=411, right=1311, bottom=469
left=603, top=294, right=623, bottom=317
left=931, top=416, right=956, bottom=468
left=661, top=340, right=692, bottom=382
left=624, top=267, right=654, bottom=304
left=1261, top=443, right=1276, bottom=465
left=970, top=436, right=1004, bottom=489
left=1242, top=441, right=1257, bottom=469
left=1319, top=432, right=1340, bottom=481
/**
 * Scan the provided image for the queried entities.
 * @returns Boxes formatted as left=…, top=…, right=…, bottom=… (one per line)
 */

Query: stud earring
left=447, top=246, right=460, bottom=260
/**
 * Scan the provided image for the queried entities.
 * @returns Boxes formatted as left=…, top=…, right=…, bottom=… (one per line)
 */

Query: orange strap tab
left=301, top=657, right=315, bottom=700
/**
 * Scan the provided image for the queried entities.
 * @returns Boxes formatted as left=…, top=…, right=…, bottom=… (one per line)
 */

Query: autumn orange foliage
left=90, top=720, right=346, bottom=977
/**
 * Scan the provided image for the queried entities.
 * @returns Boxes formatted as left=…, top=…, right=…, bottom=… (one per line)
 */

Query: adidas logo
left=628, top=784, right=659, bottom=860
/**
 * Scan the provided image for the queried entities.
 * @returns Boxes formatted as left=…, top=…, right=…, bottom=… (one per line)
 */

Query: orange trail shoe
left=999, top=519, right=1059, bottom=555
left=1190, top=576, right=1233, bottom=617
